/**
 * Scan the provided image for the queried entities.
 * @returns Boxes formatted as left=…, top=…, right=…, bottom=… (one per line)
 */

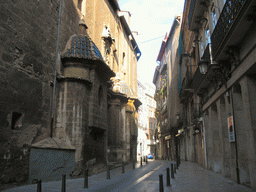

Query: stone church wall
left=0, top=0, right=81, bottom=185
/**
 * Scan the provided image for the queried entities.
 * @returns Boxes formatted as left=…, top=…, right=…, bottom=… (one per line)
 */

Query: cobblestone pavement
left=3, top=160, right=254, bottom=192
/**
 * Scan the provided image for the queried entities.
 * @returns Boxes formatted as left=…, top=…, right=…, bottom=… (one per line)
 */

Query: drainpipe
left=201, top=117, right=208, bottom=169
left=230, top=90, right=240, bottom=184
left=50, top=0, right=63, bottom=138
left=184, top=128, right=187, bottom=161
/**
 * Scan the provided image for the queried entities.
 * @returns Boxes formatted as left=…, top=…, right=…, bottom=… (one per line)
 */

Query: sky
left=118, top=0, right=185, bottom=87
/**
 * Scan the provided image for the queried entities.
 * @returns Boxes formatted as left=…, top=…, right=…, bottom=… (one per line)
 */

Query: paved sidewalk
left=3, top=160, right=254, bottom=192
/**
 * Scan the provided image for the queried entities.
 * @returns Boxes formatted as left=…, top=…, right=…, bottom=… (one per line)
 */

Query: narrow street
left=4, top=160, right=253, bottom=192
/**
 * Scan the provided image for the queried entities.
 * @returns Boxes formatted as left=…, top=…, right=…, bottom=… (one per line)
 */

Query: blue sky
left=118, top=0, right=185, bottom=87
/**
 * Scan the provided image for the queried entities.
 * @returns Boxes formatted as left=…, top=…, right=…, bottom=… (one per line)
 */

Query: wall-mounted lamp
left=176, top=112, right=180, bottom=120
left=198, top=58, right=228, bottom=89
left=197, top=16, right=208, bottom=29
left=194, top=126, right=200, bottom=134
left=198, top=59, right=208, bottom=75
left=199, top=17, right=208, bottom=25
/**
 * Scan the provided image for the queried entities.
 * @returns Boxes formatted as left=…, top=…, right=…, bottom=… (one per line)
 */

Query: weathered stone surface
left=0, top=0, right=81, bottom=185
left=31, top=137, right=75, bottom=150
left=0, top=0, right=140, bottom=187
left=2, top=53, right=13, bottom=63
left=16, top=125, right=39, bottom=148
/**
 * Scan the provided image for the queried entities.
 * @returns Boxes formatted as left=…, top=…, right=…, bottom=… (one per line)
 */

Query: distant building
left=153, top=15, right=182, bottom=160
left=137, top=81, right=157, bottom=158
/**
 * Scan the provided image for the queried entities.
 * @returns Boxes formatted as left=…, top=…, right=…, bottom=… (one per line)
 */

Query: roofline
left=119, top=15, right=141, bottom=61
left=108, top=0, right=120, bottom=11
left=156, top=39, right=166, bottom=62
left=166, top=15, right=182, bottom=46
left=153, top=66, right=160, bottom=85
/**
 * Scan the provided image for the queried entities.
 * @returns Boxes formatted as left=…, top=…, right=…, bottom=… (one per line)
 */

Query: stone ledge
left=31, top=137, right=76, bottom=151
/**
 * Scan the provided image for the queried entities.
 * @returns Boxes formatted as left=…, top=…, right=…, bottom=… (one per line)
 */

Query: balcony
left=179, top=65, right=194, bottom=102
left=161, top=104, right=167, bottom=114
left=211, top=0, right=256, bottom=61
left=188, top=0, right=210, bottom=31
left=154, top=90, right=161, bottom=101
left=192, top=103, right=202, bottom=119
left=202, top=43, right=211, bottom=62
left=192, top=43, right=222, bottom=95
left=155, top=109, right=161, bottom=119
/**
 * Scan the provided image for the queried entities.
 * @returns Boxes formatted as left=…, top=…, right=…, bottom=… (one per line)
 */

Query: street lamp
left=198, top=59, right=208, bottom=74
left=194, top=126, right=200, bottom=134
left=176, top=112, right=180, bottom=120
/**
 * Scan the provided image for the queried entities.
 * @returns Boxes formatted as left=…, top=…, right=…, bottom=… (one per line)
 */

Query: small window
left=211, top=7, right=218, bottom=29
left=98, top=86, right=103, bottom=106
left=205, top=27, right=211, bottom=45
left=11, top=112, right=23, bottom=130
left=199, top=37, right=204, bottom=58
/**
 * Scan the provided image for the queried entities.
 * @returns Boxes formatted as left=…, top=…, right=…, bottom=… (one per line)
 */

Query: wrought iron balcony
left=161, top=104, right=167, bottom=114
left=211, top=0, right=256, bottom=61
left=154, top=90, right=161, bottom=101
left=201, top=43, right=211, bottom=62
left=188, top=0, right=210, bottom=31
left=192, top=66, right=205, bottom=93
left=179, top=65, right=194, bottom=102
left=192, top=103, right=202, bottom=119
left=192, top=43, right=221, bottom=95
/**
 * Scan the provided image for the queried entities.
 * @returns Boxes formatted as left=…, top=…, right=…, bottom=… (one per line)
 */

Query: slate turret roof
left=61, top=21, right=115, bottom=79
left=61, top=34, right=104, bottom=61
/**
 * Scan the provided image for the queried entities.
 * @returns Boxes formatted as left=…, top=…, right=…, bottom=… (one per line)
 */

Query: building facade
left=178, top=0, right=256, bottom=189
left=153, top=15, right=182, bottom=161
left=137, top=81, right=157, bottom=159
left=0, top=0, right=141, bottom=185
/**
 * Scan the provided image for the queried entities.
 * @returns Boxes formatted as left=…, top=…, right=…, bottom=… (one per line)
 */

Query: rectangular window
left=205, top=27, right=211, bottom=45
left=211, top=7, right=218, bottom=29
left=199, top=39, right=204, bottom=59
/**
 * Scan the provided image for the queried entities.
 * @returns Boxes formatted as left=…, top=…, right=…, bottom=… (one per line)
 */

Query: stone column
left=239, top=76, right=256, bottom=187
left=208, top=103, right=222, bottom=173
left=55, top=56, right=92, bottom=169
left=217, top=96, right=230, bottom=177
left=232, top=82, right=250, bottom=184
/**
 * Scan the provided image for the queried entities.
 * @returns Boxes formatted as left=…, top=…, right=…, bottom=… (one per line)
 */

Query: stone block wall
left=55, top=80, right=89, bottom=163
left=89, top=69, right=108, bottom=129
left=0, top=0, right=81, bottom=185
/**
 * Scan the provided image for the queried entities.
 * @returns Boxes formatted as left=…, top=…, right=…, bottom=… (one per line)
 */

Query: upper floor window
left=211, top=6, right=218, bottom=29
left=199, top=37, right=204, bottom=59
left=98, top=85, right=103, bottom=106
left=205, top=27, right=211, bottom=45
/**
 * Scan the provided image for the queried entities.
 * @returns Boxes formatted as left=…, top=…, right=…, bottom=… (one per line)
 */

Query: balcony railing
left=192, top=103, right=202, bottom=119
left=192, top=66, right=204, bottom=92
left=201, top=43, right=211, bottom=62
left=161, top=104, right=167, bottom=114
left=179, top=64, right=194, bottom=101
left=211, top=0, right=251, bottom=60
